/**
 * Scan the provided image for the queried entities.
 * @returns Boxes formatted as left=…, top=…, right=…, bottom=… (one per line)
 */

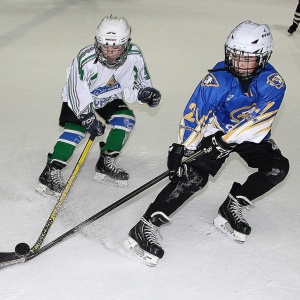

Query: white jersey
left=61, top=43, right=152, bottom=117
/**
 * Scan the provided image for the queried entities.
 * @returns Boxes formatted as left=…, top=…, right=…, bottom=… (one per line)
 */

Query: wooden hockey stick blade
left=0, top=252, right=26, bottom=269
left=0, top=248, right=44, bottom=269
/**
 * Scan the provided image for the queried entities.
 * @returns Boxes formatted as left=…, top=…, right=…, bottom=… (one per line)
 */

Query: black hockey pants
left=145, top=139, right=289, bottom=217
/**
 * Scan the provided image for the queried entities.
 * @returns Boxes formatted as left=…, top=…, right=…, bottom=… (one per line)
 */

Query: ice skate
left=35, top=160, right=66, bottom=198
left=288, top=23, right=298, bottom=35
left=123, top=212, right=171, bottom=267
left=214, top=183, right=252, bottom=243
left=94, top=151, right=129, bottom=188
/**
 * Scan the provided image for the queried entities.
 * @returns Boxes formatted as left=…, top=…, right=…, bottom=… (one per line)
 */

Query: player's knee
left=60, top=124, right=86, bottom=145
left=264, top=156, right=289, bottom=186
left=110, top=110, right=136, bottom=132
left=184, top=166, right=208, bottom=192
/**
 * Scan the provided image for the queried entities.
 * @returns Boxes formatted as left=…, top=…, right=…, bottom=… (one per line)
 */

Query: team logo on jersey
left=201, top=73, right=220, bottom=87
left=91, top=75, right=120, bottom=96
left=267, top=73, right=285, bottom=89
left=230, top=104, right=258, bottom=123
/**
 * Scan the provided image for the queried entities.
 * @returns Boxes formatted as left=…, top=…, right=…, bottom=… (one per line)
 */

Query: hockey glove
left=200, top=131, right=236, bottom=160
left=79, top=112, right=105, bottom=137
left=138, top=87, right=161, bottom=107
left=167, top=143, right=187, bottom=183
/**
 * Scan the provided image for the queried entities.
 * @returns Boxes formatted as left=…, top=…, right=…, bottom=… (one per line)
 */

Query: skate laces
left=228, top=194, right=249, bottom=225
left=104, top=155, right=126, bottom=174
left=50, top=167, right=64, bottom=188
left=141, top=217, right=162, bottom=247
left=236, top=195, right=254, bottom=210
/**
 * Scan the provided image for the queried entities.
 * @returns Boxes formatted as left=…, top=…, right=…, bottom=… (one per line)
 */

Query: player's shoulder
left=127, top=43, right=143, bottom=56
left=200, top=61, right=232, bottom=88
left=257, top=63, right=286, bottom=92
left=76, top=44, right=96, bottom=63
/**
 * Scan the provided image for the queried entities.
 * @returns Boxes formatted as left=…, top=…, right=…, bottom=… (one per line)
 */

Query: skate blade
left=94, top=173, right=128, bottom=188
left=35, top=183, right=61, bottom=199
left=123, top=237, right=158, bottom=267
left=213, top=215, right=246, bottom=244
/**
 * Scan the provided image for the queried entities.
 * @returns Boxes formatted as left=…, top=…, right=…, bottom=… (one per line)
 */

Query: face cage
left=225, top=46, right=270, bottom=80
left=94, top=38, right=130, bottom=69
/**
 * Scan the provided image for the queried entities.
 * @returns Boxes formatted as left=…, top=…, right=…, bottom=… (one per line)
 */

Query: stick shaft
left=30, top=148, right=205, bottom=257
left=30, top=135, right=95, bottom=253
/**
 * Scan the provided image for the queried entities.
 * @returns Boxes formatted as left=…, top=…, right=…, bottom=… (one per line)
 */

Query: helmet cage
left=94, top=38, right=131, bottom=69
left=225, top=45, right=272, bottom=80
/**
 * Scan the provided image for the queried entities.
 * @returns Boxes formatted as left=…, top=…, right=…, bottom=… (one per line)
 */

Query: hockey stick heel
left=0, top=252, right=26, bottom=269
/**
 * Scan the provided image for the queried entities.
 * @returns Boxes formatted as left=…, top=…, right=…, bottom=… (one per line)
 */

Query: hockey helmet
left=225, top=20, right=273, bottom=79
left=94, top=16, right=131, bottom=69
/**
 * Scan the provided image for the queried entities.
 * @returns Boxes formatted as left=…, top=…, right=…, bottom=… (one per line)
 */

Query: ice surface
left=0, top=0, right=299, bottom=299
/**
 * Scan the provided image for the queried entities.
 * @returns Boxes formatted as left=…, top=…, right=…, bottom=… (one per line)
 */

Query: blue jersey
left=178, top=61, right=286, bottom=150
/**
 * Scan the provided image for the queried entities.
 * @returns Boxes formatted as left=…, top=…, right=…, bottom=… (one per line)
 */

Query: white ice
left=0, top=0, right=299, bottom=299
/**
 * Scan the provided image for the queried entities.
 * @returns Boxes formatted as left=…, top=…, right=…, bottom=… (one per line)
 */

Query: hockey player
left=124, top=20, right=289, bottom=267
left=36, top=16, right=161, bottom=197
left=288, top=0, right=300, bottom=34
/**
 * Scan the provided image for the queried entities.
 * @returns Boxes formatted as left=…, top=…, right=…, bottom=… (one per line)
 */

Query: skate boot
left=288, top=23, right=298, bottom=35
left=94, top=150, right=129, bottom=188
left=35, top=160, right=66, bottom=198
left=214, top=182, right=252, bottom=243
left=123, top=212, right=171, bottom=267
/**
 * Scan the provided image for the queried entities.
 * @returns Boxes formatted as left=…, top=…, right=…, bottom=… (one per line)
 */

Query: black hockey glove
left=138, top=87, right=161, bottom=107
left=167, top=143, right=187, bottom=183
left=200, top=131, right=236, bottom=160
left=79, top=112, right=105, bottom=137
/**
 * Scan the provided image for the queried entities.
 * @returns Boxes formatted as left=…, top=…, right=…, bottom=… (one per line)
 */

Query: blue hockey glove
left=200, top=131, right=236, bottom=160
left=79, top=112, right=105, bottom=137
left=138, top=87, right=161, bottom=107
left=167, top=143, right=187, bottom=183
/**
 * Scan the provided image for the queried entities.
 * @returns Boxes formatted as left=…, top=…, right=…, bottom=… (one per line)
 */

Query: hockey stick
left=8, top=134, right=96, bottom=260
left=0, top=147, right=205, bottom=269
left=30, top=134, right=96, bottom=252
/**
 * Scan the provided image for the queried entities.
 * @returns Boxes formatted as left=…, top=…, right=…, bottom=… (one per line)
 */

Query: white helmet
left=225, top=20, right=273, bottom=79
left=94, top=16, right=131, bottom=68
